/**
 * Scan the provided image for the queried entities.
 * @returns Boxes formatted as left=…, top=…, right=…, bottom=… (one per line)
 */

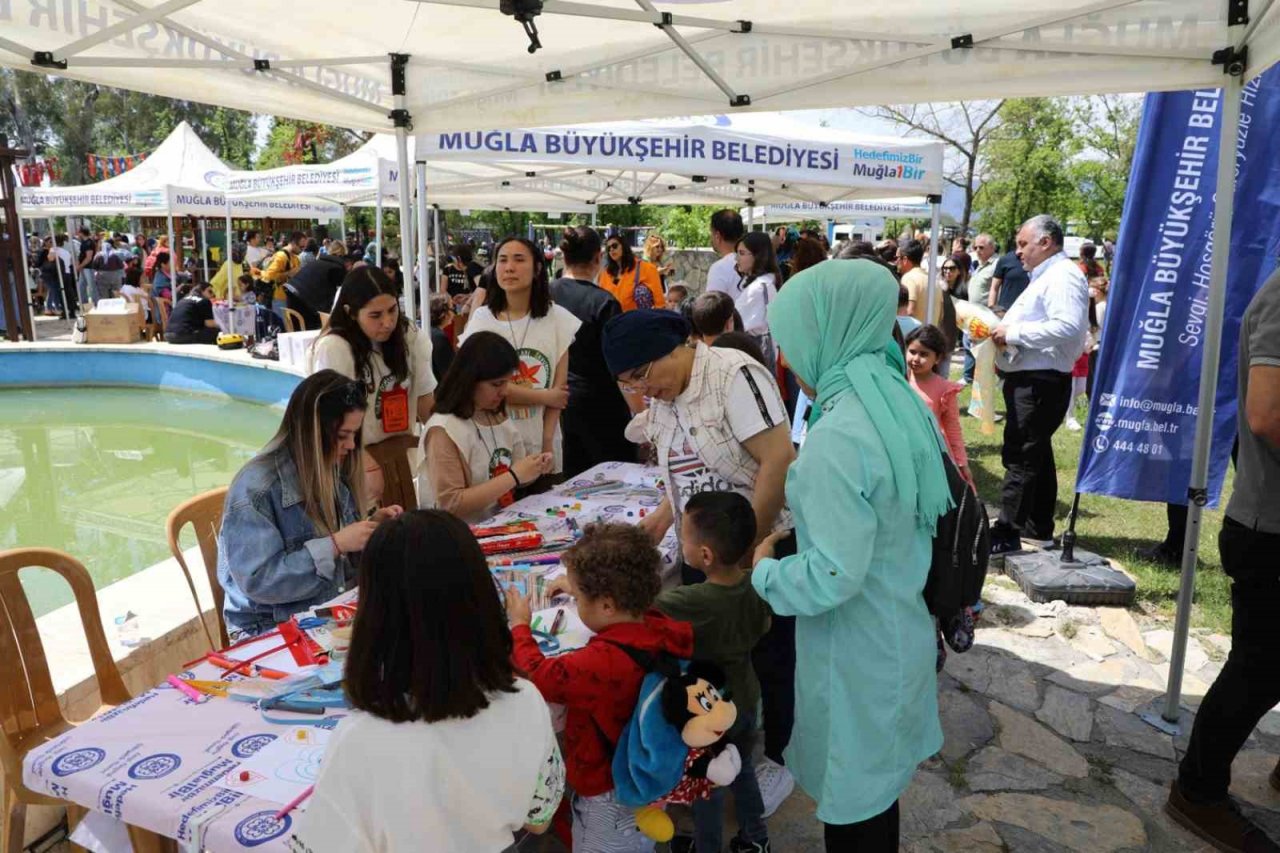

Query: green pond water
left=0, top=387, right=281, bottom=618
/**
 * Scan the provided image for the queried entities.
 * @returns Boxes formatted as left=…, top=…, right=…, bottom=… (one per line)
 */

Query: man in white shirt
left=989, top=215, right=1089, bottom=554
left=243, top=230, right=268, bottom=268
left=705, top=209, right=745, bottom=297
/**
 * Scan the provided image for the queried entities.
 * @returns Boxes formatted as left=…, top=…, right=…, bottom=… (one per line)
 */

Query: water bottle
left=114, top=611, right=141, bottom=648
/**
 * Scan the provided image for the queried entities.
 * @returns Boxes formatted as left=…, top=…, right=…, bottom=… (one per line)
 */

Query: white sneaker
left=1065, top=417, right=1082, bottom=431
left=754, top=757, right=795, bottom=818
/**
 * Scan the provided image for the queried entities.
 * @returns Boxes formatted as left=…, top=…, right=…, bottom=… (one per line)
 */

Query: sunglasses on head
left=325, top=380, right=367, bottom=408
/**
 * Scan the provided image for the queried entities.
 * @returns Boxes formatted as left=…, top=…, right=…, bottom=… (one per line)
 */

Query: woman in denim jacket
left=217, top=370, right=404, bottom=638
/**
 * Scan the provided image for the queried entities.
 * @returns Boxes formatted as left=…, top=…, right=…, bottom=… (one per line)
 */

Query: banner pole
left=925, top=195, right=941, bottom=325
left=1161, top=65, right=1244, bottom=725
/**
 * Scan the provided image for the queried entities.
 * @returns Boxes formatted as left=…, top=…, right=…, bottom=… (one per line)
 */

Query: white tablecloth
left=23, top=462, right=673, bottom=852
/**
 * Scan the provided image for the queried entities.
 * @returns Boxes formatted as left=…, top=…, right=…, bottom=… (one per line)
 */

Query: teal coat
left=752, top=389, right=942, bottom=824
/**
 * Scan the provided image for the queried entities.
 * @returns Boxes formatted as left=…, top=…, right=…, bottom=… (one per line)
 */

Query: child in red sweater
left=507, top=523, right=693, bottom=852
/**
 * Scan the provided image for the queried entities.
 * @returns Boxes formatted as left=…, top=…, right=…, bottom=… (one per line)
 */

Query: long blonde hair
left=644, top=233, right=667, bottom=262
left=268, top=370, right=367, bottom=535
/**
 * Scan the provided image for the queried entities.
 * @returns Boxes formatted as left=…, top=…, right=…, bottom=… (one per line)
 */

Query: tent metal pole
left=747, top=206, right=754, bottom=231
left=166, top=202, right=176, bottom=285
left=925, top=195, right=941, bottom=325
left=339, top=206, right=346, bottom=241
left=416, top=162, right=430, bottom=318
left=1160, top=67, right=1245, bottom=726
left=394, top=118, right=417, bottom=327
left=433, top=207, right=442, bottom=294
left=225, top=196, right=233, bottom=297
left=199, top=219, right=209, bottom=283
left=375, top=194, right=384, bottom=268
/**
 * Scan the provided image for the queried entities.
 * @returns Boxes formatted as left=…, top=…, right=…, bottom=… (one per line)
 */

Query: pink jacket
left=911, top=372, right=971, bottom=482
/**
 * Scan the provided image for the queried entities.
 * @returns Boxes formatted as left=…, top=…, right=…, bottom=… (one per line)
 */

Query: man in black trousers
left=1166, top=269, right=1280, bottom=852
left=989, top=215, right=1090, bottom=554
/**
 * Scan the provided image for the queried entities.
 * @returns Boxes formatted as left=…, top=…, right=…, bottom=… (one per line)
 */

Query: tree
left=973, top=98, right=1081, bottom=247
left=658, top=205, right=721, bottom=248
left=255, top=118, right=365, bottom=169
left=858, top=101, right=1005, bottom=234
left=1066, top=95, right=1141, bottom=240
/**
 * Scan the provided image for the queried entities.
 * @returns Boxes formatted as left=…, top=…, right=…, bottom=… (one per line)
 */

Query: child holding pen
left=506, top=523, right=693, bottom=852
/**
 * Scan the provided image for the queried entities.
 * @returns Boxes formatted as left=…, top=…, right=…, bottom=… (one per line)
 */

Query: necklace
left=503, top=309, right=533, bottom=354
left=473, top=412, right=503, bottom=457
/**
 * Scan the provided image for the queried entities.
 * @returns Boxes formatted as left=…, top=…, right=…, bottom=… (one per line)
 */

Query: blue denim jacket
left=217, top=445, right=358, bottom=636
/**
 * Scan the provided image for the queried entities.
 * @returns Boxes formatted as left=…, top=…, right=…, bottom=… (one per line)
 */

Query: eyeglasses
left=607, top=243, right=622, bottom=251
left=618, top=359, right=655, bottom=394
left=941, top=265, right=958, bottom=272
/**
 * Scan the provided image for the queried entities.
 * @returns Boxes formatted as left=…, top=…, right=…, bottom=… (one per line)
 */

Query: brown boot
left=1166, top=780, right=1280, bottom=852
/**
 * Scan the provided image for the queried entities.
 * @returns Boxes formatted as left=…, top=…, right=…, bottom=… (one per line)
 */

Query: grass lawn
left=958, top=388, right=1234, bottom=634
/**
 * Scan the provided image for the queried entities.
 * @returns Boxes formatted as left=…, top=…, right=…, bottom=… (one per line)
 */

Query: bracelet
left=509, top=467, right=522, bottom=488
left=330, top=534, right=342, bottom=556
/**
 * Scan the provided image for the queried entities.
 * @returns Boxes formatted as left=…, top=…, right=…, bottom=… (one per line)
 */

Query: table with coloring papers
left=22, top=463, right=676, bottom=852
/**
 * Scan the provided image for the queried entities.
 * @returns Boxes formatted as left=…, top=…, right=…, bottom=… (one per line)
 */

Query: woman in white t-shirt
left=733, top=231, right=782, bottom=369
left=733, top=231, right=781, bottom=335
left=460, top=237, right=580, bottom=481
left=290, top=510, right=565, bottom=853
left=419, top=332, right=554, bottom=522
left=310, top=267, right=435, bottom=510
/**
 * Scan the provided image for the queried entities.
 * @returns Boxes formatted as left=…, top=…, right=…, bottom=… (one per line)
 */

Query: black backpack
left=924, top=452, right=989, bottom=626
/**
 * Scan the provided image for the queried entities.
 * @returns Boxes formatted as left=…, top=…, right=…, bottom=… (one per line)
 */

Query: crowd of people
left=44, top=201, right=1257, bottom=853
left=201, top=208, right=1079, bottom=853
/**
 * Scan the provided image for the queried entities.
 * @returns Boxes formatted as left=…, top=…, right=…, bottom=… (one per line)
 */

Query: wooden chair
left=282, top=307, right=304, bottom=334
left=165, top=487, right=230, bottom=651
left=0, top=549, right=171, bottom=853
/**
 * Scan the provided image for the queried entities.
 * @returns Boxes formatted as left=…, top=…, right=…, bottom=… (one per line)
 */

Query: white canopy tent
left=3, top=0, right=1276, bottom=728
left=739, top=200, right=933, bottom=225
left=231, top=116, right=945, bottom=321
left=14, top=121, right=341, bottom=282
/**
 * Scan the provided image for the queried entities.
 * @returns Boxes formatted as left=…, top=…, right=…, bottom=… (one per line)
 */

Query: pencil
left=274, top=784, right=315, bottom=820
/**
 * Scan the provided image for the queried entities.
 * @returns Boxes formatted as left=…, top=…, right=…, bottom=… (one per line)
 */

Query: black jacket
left=289, top=254, right=347, bottom=315
left=549, top=276, right=629, bottom=412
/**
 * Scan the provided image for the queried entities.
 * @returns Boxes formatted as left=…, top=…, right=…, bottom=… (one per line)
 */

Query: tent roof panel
left=0, top=2, right=1268, bottom=133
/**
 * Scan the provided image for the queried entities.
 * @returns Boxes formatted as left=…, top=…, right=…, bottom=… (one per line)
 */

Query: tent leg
left=166, top=207, right=176, bottom=281
left=394, top=116, right=416, bottom=327
left=199, top=219, right=209, bottom=283
left=1160, top=69, right=1245, bottom=726
left=416, top=162, right=430, bottom=320
left=925, top=195, right=941, bottom=325
left=433, top=208, right=442, bottom=294
left=375, top=195, right=383, bottom=269
left=339, top=206, right=346, bottom=241
left=746, top=206, right=754, bottom=232
left=225, top=197, right=233, bottom=296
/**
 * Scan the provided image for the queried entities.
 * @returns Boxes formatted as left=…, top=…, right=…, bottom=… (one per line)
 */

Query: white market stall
left=223, top=134, right=594, bottom=324
left=3, top=0, right=1277, bottom=730
left=16, top=122, right=342, bottom=280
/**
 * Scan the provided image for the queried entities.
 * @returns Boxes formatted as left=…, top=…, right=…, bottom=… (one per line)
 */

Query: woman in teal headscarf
left=752, top=259, right=950, bottom=850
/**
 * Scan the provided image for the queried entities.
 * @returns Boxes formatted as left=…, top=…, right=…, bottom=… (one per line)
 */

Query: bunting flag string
left=85, top=150, right=147, bottom=179
left=17, top=157, right=60, bottom=186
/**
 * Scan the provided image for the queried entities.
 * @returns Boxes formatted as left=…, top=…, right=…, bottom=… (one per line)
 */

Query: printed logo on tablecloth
left=51, top=747, right=106, bottom=776
left=231, top=734, right=278, bottom=759
left=235, top=810, right=293, bottom=847
left=128, top=753, right=182, bottom=780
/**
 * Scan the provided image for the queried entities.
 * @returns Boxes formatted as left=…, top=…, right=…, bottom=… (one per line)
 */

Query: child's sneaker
left=729, top=838, right=771, bottom=853
left=755, top=757, right=795, bottom=818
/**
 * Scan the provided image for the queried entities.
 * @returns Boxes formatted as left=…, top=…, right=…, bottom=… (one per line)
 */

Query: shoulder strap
left=633, top=261, right=642, bottom=287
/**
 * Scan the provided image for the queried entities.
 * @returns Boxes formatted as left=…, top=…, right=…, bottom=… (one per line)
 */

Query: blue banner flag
left=1076, top=69, right=1280, bottom=506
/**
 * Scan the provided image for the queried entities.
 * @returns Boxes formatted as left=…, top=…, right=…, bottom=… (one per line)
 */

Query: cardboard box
left=85, top=302, right=145, bottom=344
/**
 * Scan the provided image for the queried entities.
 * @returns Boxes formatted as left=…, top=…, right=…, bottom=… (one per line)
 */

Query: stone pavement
left=755, top=572, right=1280, bottom=852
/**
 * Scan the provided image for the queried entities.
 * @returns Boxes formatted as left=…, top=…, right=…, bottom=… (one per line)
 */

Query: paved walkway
left=758, top=571, right=1280, bottom=852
